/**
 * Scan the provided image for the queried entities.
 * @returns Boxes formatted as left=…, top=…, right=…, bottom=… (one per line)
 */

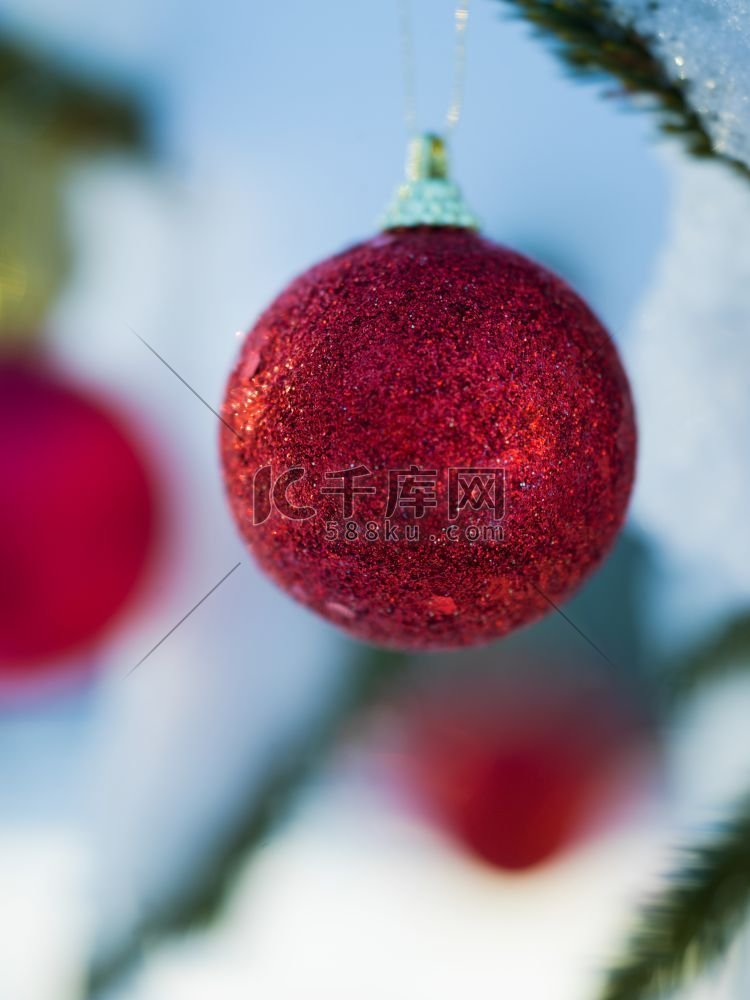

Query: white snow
left=615, top=0, right=750, bottom=168
left=626, top=147, right=750, bottom=629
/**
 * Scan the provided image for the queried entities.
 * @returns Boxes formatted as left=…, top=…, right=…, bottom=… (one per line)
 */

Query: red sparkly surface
left=0, top=356, right=158, bottom=674
left=221, top=228, right=636, bottom=650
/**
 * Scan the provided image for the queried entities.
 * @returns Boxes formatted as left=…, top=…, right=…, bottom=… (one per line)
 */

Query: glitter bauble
left=221, top=227, right=635, bottom=650
left=0, top=355, right=159, bottom=675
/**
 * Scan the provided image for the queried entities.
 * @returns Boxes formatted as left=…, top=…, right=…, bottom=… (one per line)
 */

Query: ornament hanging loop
left=406, top=132, right=448, bottom=181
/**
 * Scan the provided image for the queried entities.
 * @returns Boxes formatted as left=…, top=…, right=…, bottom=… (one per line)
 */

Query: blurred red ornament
left=222, top=227, right=635, bottom=649
left=394, top=665, right=654, bottom=872
left=0, top=354, right=159, bottom=677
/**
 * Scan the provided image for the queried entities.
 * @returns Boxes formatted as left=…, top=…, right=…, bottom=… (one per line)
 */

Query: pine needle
left=600, top=791, right=750, bottom=1000
left=498, top=0, right=750, bottom=180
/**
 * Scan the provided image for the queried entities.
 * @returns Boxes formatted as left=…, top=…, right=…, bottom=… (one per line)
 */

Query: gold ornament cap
left=381, top=132, right=479, bottom=230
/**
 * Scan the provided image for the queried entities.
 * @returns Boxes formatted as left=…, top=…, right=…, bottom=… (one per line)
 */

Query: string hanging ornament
left=221, top=1, right=635, bottom=650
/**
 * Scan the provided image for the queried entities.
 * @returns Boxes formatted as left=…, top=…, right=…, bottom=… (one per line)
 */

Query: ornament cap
left=381, top=132, right=479, bottom=231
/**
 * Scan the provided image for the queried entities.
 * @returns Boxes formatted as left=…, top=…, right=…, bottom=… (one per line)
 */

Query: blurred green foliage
left=0, top=33, right=150, bottom=335
left=599, top=790, right=750, bottom=1000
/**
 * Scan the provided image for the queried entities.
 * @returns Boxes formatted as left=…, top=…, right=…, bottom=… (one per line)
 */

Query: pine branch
left=86, top=645, right=407, bottom=998
left=599, top=791, right=750, bottom=1000
left=666, top=611, right=750, bottom=708
left=497, top=0, right=750, bottom=180
left=0, top=33, right=150, bottom=153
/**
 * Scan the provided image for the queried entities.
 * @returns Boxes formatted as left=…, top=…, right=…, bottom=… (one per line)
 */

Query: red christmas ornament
left=221, top=136, right=635, bottom=650
left=394, top=665, right=654, bottom=871
left=0, top=354, right=159, bottom=676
